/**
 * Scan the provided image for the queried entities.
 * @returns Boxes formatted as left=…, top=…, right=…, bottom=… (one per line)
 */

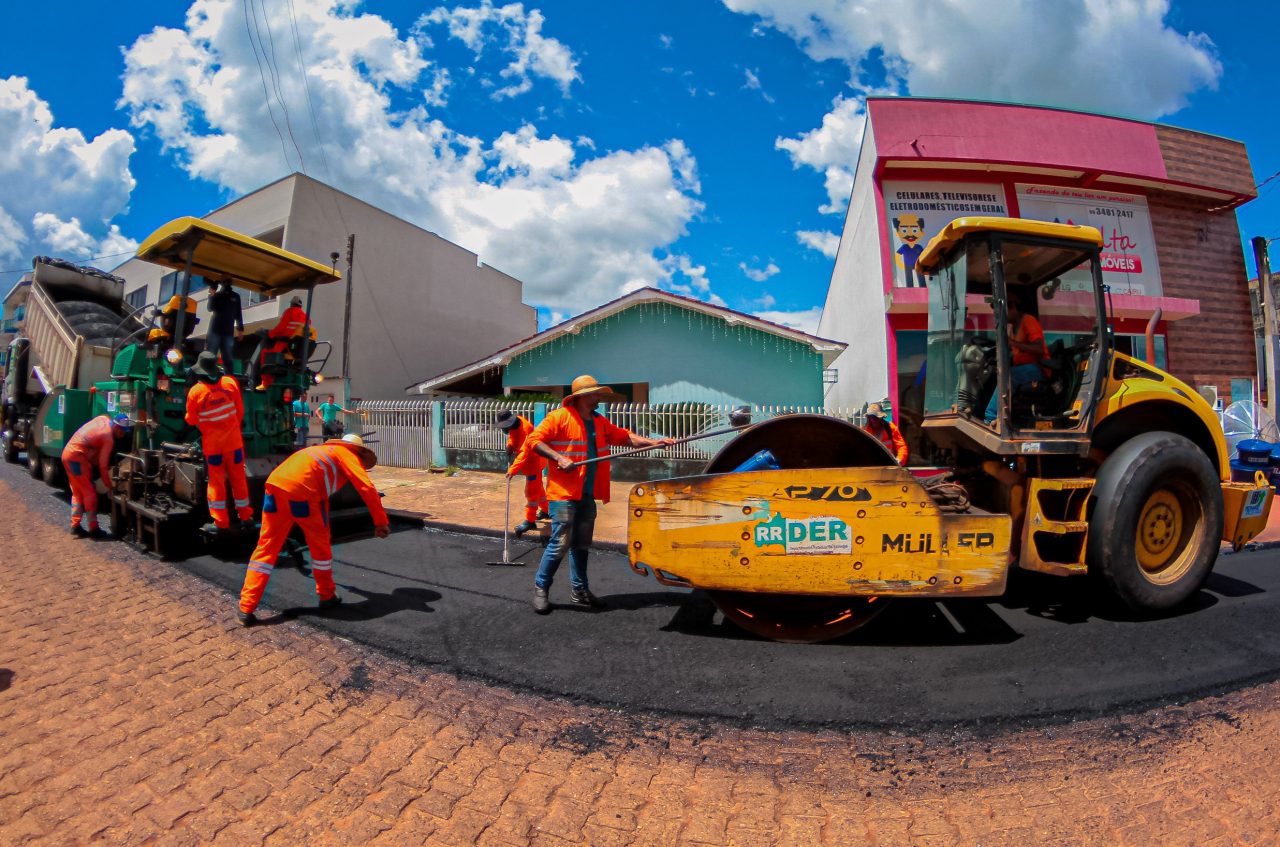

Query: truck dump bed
left=23, top=258, right=141, bottom=391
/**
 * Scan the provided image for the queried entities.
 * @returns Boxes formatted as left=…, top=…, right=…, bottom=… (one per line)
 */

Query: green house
left=406, top=288, right=845, bottom=407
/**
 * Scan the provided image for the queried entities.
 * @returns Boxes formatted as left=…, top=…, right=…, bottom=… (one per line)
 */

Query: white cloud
left=730, top=0, right=1221, bottom=215
left=743, top=68, right=775, bottom=104
left=754, top=306, right=822, bottom=335
left=739, top=261, right=779, bottom=282
left=797, top=229, right=839, bottom=258
left=418, top=1, right=580, bottom=99
left=120, top=0, right=706, bottom=312
left=776, top=94, right=865, bottom=214
left=0, top=77, right=136, bottom=264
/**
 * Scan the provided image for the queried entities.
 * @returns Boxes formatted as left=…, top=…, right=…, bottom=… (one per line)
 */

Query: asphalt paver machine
left=628, top=218, right=1274, bottom=642
left=31, top=217, right=342, bottom=555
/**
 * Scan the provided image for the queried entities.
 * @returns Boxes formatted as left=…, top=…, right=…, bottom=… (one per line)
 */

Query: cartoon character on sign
left=893, top=214, right=927, bottom=287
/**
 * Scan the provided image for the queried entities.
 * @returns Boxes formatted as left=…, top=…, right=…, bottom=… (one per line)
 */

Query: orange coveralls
left=867, top=417, right=909, bottom=465
left=506, top=416, right=548, bottom=522
left=62, top=415, right=118, bottom=531
left=258, top=305, right=308, bottom=388
left=186, top=376, right=253, bottom=527
left=239, top=443, right=389, bottom=614
left=512, top=406, right=632, bottom=504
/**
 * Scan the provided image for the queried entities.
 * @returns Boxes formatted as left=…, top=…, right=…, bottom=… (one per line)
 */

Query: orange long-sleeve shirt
left=506, top=416, right=547, bottom=476
left=266, top=443, right=389, bottom=528
left=511, top=406, right=632, bottom=503
left=185, top=376, right=245, bottom=454
left=269, top=306, right=309, bottom=340
left=867, top=417, right=909, bottom=465
left=64, top=415, right=119, bottom=480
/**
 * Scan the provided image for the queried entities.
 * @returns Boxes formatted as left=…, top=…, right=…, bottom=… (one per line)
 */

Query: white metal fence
left=354, top=399, right=433, bottom=469
left=354, top=398, right=870, bottom=469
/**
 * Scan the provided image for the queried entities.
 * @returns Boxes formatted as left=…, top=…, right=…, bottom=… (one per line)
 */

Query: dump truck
left=628, top=218, right=1274, bottom=642
left=2, top=258, right=144, bottom=472
left=22, top=218, right=348, bottom=555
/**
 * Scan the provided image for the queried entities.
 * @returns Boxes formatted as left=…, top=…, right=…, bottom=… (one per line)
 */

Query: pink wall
left=869, top=99, right=1168, bottom=183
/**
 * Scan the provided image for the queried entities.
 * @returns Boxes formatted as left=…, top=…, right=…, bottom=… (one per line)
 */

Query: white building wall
left=115, top=174, right=536, bottom=400
left=819, top=122, right=890, bottom=409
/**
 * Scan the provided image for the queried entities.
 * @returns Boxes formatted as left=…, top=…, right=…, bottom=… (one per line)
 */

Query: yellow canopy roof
left=135, top=217, right=341, bottom=293
left=916, top=217, right=1103, bottom=274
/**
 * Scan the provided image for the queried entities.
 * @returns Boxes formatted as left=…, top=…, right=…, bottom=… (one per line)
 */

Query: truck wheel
left=1087, top=431, right=1223, bottom=612
left=42, top=455, right=66, bottom=488
left=28, top=452, right=43, bottom=480
left=2, top=433, right=17, bottom=464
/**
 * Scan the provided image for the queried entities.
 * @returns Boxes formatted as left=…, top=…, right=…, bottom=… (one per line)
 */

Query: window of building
left=125, top=287, right=148, bottom=312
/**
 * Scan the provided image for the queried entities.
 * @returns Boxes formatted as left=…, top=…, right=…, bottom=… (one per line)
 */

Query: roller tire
left=1087, top=431, right=1222, bottom=612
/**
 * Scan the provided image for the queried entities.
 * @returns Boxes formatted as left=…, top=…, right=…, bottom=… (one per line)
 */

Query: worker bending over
left=863, top=403, right=908, bottom=465
left=186, top=351, right=254, bottom=529
left=511, top=375, right=674, bottom=614
left=496, top=408, right=548, bottom=537
left=62, top=413, right=133, bottom=536
left=256, top=295, right=309, bottom=390
left=237, top=434, right=390, bottom=626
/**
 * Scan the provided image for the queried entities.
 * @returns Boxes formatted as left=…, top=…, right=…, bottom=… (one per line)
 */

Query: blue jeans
left=534, top=498, right=597, bottom=592
left=207, top=330, right=237, bottom=372
left=295, top=425, right=308, bottom=447
left=985, top=363, right=1045, bottom=422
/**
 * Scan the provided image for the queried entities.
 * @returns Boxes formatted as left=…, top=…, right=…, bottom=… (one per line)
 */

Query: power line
left=287, top=0, right=332, bottom=182
left=243, top=0, right=293, bottom=170
left=253, top=0, right=307, bottom=174
left=0, top=249, right=136, bottom=276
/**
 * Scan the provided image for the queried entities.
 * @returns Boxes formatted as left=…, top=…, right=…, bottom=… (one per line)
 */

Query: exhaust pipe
left=1145, top=307, right=1162, bottom=364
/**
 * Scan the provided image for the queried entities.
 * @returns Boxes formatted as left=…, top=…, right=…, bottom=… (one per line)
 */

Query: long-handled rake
left=486, top=474, right=525, bottom=566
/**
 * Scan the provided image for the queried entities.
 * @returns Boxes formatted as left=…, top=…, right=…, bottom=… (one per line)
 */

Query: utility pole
left=342, top=234, right=355, bottom=416
left=1255, top=236, right=1277, bottom=416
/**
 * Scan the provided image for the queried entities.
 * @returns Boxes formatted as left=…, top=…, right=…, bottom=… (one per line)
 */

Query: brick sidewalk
left=4, top=477, right=1280, bottom=845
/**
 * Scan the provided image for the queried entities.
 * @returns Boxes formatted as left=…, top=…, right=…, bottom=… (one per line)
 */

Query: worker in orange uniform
left=186, top=351, right=254, bottom=529
left=255, top=295, right=309, bottom=390
left=863, top=403, right=908, bottom=465
left=511, top=375, right=675, bottom=614
left=237, top=434, right=390, bottom=626
left=495, top=409, right=548, bottom=537
left=62, top=413, right=133, bottom=536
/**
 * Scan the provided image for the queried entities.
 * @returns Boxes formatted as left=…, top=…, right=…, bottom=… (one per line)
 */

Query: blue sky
left=1, top=0, right=1277, bottom=333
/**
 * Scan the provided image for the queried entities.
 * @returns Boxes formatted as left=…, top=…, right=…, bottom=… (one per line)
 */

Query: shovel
left=487, top=474, right=525, bottom=566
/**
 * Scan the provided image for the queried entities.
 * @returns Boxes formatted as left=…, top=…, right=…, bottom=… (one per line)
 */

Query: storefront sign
left=1015, top=185, right=1162, bottom=296
left=882, top=181, right=1009, bottom=288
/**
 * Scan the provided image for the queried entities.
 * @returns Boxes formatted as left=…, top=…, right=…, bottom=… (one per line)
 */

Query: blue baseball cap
left=112, top=413, right=134, bottom=431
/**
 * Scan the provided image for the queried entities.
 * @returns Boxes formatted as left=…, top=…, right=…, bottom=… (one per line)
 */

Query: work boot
left=513, top=520, right=537, bottom=538
left=237, top=610, right=257, bottom=627
left=70, top=524, right=88, bottom=538
left=569, top=589, right=605, bottom=609
left=318, top=595, right=343, bottom=611
left=536, top=509, right=550, bottom=520
left=86, top=525, right=109, bottom=540
left=532, top=586, right=551, bottom=614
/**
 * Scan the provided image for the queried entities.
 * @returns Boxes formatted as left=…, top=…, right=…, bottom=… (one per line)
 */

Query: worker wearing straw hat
left=511, top=375, right=674, bottom=614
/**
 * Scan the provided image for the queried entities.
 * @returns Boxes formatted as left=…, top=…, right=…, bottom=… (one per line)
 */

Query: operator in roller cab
left=255, top=295, right=309, bottom=391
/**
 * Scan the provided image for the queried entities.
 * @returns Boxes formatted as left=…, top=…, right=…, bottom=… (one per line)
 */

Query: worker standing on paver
left=237, top=434, right=390, bottom=626
left=863, top=403, right=908, bottom=465
left=511, top=375, right=674, bottom=614
left=496, top=409, right=549, bottom=537
left=62, top=413, right=132, bottom=537
left=255, top=295, right=309, bottom=390
left=185, top=351, right=254, bottom=530
left=204, top=276, right=243, bottom=371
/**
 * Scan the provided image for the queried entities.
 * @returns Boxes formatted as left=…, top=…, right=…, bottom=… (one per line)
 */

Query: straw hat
left=561, top=374, right=621, bottom=407
left=327, top=433, right=377, bottom=469
left=865, top=402, right=886, bottom=419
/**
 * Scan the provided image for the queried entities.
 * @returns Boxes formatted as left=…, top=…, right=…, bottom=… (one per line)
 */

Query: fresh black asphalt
left=9, top=457, right=1280, bottom=731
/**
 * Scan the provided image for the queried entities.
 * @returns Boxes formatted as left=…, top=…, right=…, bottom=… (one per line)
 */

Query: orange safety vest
left=867, top=417, right=908, bottom=465
left=64, top=415, right=118, bottom=476
left=269, top=306, right=309, bottom=340
left=266, top=443, right=390, bottom=527
left=185, top=376, right=245, bottom=454
left=506, top=417, right=547, bottom=475
left=514, top=406, right=632, bottom=503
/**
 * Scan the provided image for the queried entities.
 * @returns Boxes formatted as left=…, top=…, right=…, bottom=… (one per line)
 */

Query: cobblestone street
left=4, top=476, right=1280, bottom=846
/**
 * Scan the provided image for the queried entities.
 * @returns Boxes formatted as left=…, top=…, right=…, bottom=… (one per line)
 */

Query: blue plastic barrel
left=1232, top=438, right=1273, bottom=483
